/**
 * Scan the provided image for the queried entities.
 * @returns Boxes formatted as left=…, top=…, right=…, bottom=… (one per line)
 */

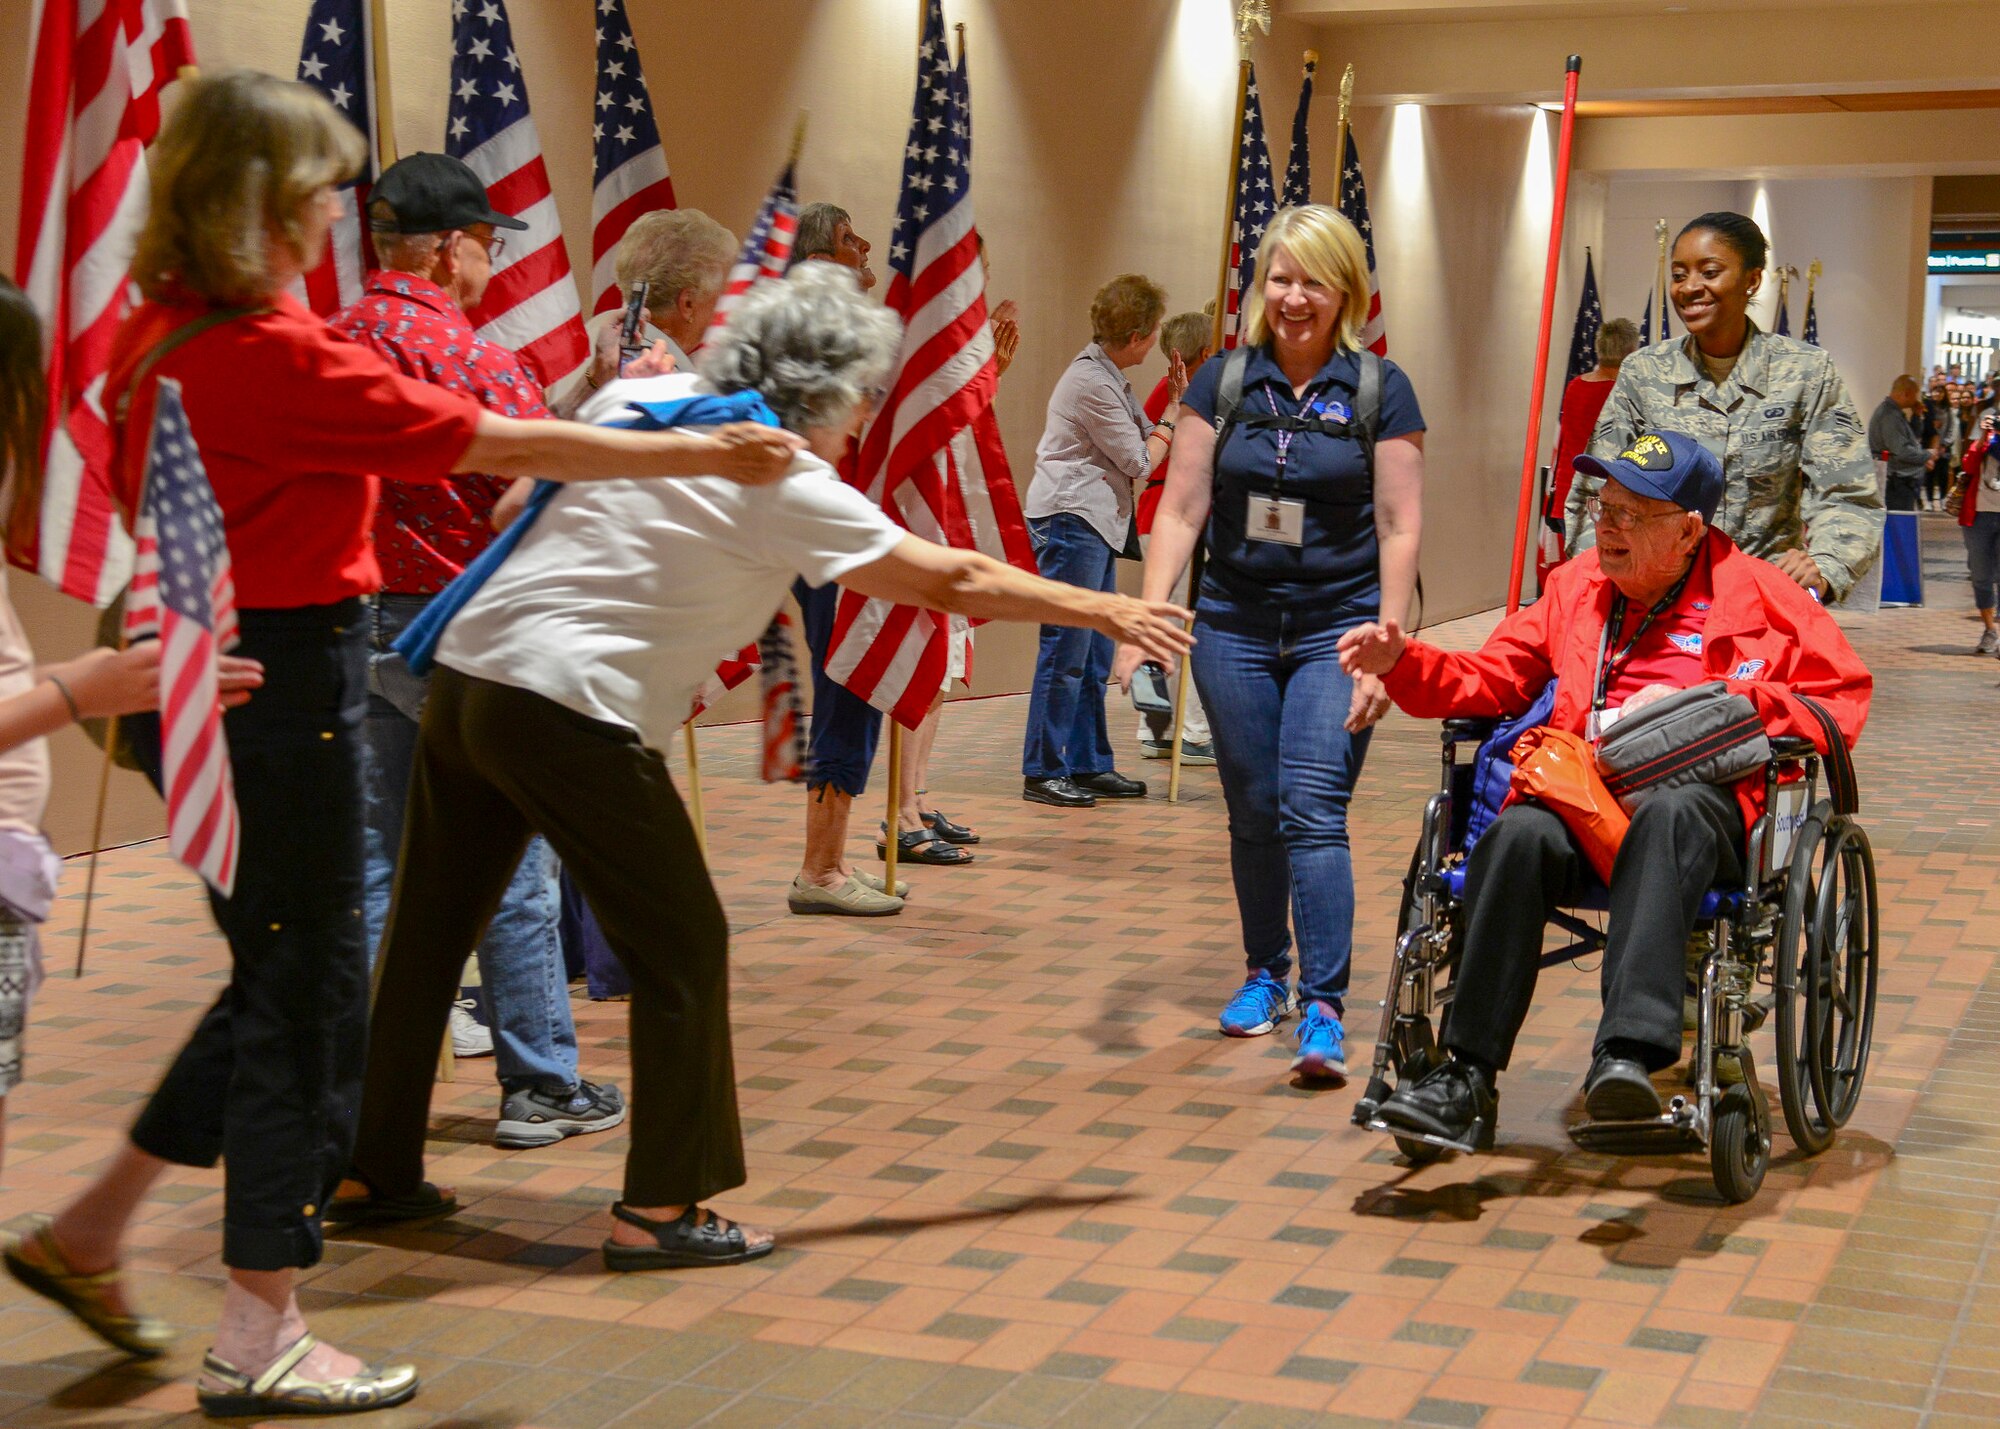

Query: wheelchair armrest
left=1442, top=718, right=1496, bottom=746
left=1769, top=735, right=1817, bottom=762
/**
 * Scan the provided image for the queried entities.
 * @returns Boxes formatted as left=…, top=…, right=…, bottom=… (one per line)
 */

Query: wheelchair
left=1351, top=715, right=1878, bottom=1203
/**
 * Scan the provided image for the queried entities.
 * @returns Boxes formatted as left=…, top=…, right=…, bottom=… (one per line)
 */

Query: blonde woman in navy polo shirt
left=1115, top=205, right=1425, bottom=1084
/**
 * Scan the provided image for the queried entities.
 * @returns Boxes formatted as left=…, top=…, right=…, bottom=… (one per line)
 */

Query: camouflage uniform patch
left=1564, top=324, right=1884, bottom=600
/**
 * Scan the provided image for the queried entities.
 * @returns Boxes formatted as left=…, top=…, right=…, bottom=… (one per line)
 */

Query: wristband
left=1155, top=419, right=1175, bottom=434
left=46, top=674, right=82, bottom=724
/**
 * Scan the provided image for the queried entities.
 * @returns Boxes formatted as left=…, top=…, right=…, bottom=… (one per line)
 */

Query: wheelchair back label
left=1765, top=781, right=1813, bottom=877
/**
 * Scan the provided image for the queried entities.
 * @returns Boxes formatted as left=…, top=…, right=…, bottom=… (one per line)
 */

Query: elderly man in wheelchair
left=1336, top=431, right=1875, bottom=1202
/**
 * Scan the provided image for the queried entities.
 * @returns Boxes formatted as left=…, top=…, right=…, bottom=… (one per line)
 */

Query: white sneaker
left=1976, top=629, right=1998, bottom=658
left=450, top=999, right=495, bottom=1058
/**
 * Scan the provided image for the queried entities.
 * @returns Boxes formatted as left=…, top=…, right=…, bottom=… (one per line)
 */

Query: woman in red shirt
left=2, top=71, right=799, bottom=1419
left=1540, top=317, right=1641, bottom=590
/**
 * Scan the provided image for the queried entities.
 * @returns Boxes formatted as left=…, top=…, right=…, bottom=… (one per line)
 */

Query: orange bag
left=1506, top=727, right=1630, bottom=883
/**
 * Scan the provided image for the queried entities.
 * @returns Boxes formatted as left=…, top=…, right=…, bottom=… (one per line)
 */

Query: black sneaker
left=1375, top=1058, right=1498, bottom=1151
left=1073, top=770, right=1147, bottom=799
left=1582, top=1054, right=1663, bottom=1122
left=495, top=1079, right=627, bottom=1149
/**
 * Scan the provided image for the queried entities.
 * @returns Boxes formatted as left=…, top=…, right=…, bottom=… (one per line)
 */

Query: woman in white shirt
left=344, top=265, right=1194, bottom=1271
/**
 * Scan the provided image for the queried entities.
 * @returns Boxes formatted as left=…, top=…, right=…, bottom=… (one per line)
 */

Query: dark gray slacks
left=352, top=666, right=744, bottom=1207
left=1444, top=781, right=1744, bottom=1074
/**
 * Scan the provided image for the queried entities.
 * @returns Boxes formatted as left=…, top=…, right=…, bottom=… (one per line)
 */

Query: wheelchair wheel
left=1773, top=804, right=1835, bottom=1155
left=1803, top=819, right=1878, bottom=1131
left=1709, top=1083, right=1771, bottom=1204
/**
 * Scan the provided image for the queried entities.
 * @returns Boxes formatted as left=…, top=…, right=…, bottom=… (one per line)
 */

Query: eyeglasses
left=450, top=230, right=506, bottom=259
left=1585, top=496, right=1685, bottom=531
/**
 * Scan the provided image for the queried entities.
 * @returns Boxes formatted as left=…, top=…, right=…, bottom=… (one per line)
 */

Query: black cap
left=368, top=152, right=529, bottom=234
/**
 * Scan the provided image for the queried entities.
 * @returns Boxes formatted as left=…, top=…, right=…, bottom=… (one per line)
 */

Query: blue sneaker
left=1218, top=971, right=1294, bottom=1037
left=1291, top=1002, right=1347, bottom=1083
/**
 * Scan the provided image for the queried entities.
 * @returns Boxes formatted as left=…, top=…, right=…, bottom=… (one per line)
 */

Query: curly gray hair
left=699, top=263, right=902, bottom=432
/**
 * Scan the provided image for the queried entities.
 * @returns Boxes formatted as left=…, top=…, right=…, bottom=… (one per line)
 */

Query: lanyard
left=1590, top=563, right=1695, bottom=714
left=1264, top=384, right=1326, bottom=487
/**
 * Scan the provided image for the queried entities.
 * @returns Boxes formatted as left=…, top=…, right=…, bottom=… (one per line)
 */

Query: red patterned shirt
left=330, top=272, right=548, bottom=594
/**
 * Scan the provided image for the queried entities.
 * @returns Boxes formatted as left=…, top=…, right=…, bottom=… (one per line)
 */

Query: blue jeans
left=1189, top=596, right=1373, bottom=1012
left=792, top=578, right=884, bottom=796
left=1021, top=514, right=1117, bottom=780
left=365, top=593, right=577, bottom=1090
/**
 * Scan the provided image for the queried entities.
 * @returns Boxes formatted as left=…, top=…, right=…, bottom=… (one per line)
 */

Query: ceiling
left=1280, top=0, right=1923, bottom=21
left=1939, top=284, right=2000, bottom=320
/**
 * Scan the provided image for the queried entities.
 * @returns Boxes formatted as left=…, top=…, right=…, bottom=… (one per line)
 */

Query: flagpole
left=1503, top=55, right=1582, bottom=617
left=368, top=0, right=398, bottom=170
left=74, top=721, right=121, bottom=977
left=1334, top=62, right=1354, bottom=209
left=954, top=20, right=965, bottom=64
left=1171, top=0, right=1266, bottom=806
left=1654, top=218, right=1669, bottom=336
left=682, top=722, right=708, bottom=859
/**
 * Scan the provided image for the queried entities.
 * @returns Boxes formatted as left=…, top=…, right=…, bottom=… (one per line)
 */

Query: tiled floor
left=2, top=518, right=1997, bottom=1427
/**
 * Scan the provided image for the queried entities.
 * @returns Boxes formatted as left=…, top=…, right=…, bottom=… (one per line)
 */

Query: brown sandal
left=3, top=1221, right=173, bottom=1359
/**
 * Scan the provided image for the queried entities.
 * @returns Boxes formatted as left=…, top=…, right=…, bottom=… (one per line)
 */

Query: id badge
left=1585, top=705, right=1624, bottom=743
left=1246, top=494, right=1305, bottom=546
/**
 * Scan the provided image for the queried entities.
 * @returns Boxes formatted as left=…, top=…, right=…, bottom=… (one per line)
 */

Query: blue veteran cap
left=1573, top=430, right=1724, bottom=522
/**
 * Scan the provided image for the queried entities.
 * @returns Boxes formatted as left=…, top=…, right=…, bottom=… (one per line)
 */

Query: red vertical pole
left=1505, top=55, right=1582, bottom=614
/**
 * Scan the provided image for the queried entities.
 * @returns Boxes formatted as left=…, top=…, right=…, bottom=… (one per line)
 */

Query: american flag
left=14, top=0, right=193, bottom=606
left=703, top=161, right=798, bottom=341
left=445, top=0, right=589, bottom=388
left=1223, top=68, right=1277, bottom=348
left=824, top=0, right=1035, bottom=729
left=1280, top=54, right=1316, bottom=210
left=292, top=0, right=376, bottom=316
left=1336, top=127, right=1387, bottom=355
left=122, top=379, right=241, bottom=896
left=1802, top=291, right=1820, bottom=346
left=686, top=161, right=802, bottom=741
left=1775, top=289, right=1791, bottom=337
left=1638, top=284, right=1671, bottom=345
left=588, top=0, right=676, bottom=317
left=1563, top=248, right=1603, bottom=385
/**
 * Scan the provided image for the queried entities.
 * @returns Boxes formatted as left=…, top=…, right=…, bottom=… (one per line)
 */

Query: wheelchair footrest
left=1568, top=1097, right=1705, bottom=1155
left=1359, top=1113, right=1491, bottom=1158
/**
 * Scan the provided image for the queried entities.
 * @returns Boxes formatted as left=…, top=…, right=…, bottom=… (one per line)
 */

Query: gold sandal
left=3, top=1221, right=173, bottom=1359
left=196, top=1332, right=419, bottom=1418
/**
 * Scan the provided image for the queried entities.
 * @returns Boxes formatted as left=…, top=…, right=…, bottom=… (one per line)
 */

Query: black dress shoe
left=1023, top=777, right=1096, bottom=808
left=1375, top=1058, right=1498, bottom=1151
left=1583, top=1054, right=1663, bottom=1122
left=1072, top=770, right=1147, bottom=799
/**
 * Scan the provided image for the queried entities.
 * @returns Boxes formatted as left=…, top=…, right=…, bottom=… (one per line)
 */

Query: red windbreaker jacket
left=1381, top=528, right=1872, bottom=829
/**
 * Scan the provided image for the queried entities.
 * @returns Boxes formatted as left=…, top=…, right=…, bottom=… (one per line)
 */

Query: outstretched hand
left=1337, top=618, right=1406, bottom=677
left=1098, top=596, right=1194, bottom=668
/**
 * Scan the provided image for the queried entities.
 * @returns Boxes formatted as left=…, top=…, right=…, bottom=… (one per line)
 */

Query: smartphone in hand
left=618, top=280, right=651, bottom=374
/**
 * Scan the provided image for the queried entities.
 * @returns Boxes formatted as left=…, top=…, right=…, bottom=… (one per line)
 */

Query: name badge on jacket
left=1246, top=494, right=1305, bottom=546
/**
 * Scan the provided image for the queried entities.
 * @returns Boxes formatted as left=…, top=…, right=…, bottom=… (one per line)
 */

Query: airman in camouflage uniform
left=1564, top=322, right=1883, bottom=601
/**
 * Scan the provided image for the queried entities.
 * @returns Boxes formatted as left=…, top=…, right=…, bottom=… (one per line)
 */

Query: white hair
left=699, top=264, right=902, bottom=432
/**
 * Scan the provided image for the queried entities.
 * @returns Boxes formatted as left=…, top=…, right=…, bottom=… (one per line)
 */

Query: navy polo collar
left=1241, top=342, right=1361, bottom=398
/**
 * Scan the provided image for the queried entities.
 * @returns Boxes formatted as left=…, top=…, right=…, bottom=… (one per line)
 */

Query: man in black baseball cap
left=368, top=151, right=529, bottom=236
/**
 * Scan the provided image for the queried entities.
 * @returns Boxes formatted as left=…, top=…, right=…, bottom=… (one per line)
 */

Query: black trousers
left=1444, top=782, right=1744, bottom=1075
left=1886, top=475, right=1923, bottom=512
left=351, top=667, right=743, bottom=1207
left=127, top=601, right=369, bottom=1271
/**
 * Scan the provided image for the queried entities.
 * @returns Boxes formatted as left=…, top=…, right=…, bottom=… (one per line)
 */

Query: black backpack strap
left=1210, top=346, right=1252, bottom=456
left=1353, top=348, right=1382, bottom=470
left=1794, top=694, right=1859, bottom=816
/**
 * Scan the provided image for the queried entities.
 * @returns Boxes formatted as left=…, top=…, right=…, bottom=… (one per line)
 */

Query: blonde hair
left=1089, top=273, right=1167, bottom=347
left=1241, top=205, right=1370, bottom=353
left=1159, top=311, right=1212, bottom=363
left=616, top=208, right=738, bottom=306
left=134, top=69, right=366, bottom=305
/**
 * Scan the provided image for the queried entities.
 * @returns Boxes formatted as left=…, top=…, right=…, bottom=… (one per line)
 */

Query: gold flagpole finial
left=787, top=110, right=809, bottom=168
left=1304, top=49, right=1319, bottom=68
left=1339, top=62, right=1355, bottom=109
left=1237, top=0, right=1271, bottom=61
left=1808, top=258, right=1822, bottom=285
